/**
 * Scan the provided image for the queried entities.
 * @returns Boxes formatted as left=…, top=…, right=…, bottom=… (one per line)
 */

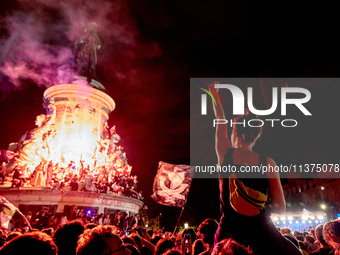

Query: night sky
left=1, top=1, right=340, bottom=230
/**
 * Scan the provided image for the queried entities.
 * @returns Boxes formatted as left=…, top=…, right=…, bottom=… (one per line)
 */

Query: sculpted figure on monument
left=15, top=104, right=57, bottom=168
left=74, top=22, right=101, bottom=84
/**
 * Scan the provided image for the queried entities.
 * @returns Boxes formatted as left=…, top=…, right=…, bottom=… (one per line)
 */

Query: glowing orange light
left=9, top=83, right=132, bottom=186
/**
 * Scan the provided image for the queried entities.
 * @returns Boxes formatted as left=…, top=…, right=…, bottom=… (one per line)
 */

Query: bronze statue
left=74, top=22, right=101, bottom=83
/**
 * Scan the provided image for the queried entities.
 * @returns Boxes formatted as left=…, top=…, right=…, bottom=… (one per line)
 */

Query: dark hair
left=294, top=230, right=302, bottom=237
left=310, top=229, right=315, bottom=237
left=150, top=234, right=163, bottom=246
left=323, top=220, right=340, bottom=243
left=298, top=241, right=309, bottom=252
left=85, top=223, right=97, bottom=230
left=154, top=238, right=175, bottom=255
left=193, top=239, right=205, bottom=255
left=212, top=238, right=254, bottom=255
left=147, top=229, right=154, bottom=237
left=76, top=225, right=120, bottom=255
left=197, top=218, right=218, bottom=245
left=0, top=232, right=57, bottom=255
left=197, top=218, right=218, bottom=235
left=304, top=235, right=315, bottom=244
left=233, top=110, right=262, bottom=144
left=53, top=219, right=85, bottom=255
left=296, top=235, right=304, bottom=242
left=129, top=233, right=142, bottom=248
left=132, top=226, right=143, bottom=237
left=315, top=224, right=327, bottom=246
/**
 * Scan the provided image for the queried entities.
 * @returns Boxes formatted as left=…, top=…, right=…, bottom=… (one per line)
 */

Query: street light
left=321, top=204, right=326, bottom=210
left=184, top=223, right=188, bottom=229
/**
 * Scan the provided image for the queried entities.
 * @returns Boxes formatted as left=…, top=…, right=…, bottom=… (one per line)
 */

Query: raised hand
left=208, top=81, right=219, bottom=93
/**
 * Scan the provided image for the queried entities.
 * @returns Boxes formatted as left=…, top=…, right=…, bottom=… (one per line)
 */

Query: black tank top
left=220, top=148, right=269, bottom=215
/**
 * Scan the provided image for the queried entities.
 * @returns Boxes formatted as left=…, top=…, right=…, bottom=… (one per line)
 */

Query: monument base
left=0, top=189, right=143, bottom=216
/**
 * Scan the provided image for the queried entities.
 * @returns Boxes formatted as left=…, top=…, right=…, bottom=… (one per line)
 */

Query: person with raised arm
left=208, top=81, right=301, bottom=255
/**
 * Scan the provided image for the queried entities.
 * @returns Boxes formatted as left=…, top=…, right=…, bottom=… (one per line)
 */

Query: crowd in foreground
left=15, top=208, right=146, bottom=231
left=1, top=216, right=340, bottom=255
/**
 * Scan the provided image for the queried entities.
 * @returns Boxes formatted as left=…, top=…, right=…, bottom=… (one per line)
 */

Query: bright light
left=296, top=221, right=299, bottom=223
left=311, top=216, right=315, bottom=220
left=145, top=224, right=148, bottom=228
left=9, top=85, right=133, bottom=186
left=321, top=186, right=325, bottom=190
left=289, top=221, right=292, bottom=224
left=309, top=220, right=312, bottom=223
left=283, top=221, right=286, bottom=224
left=277, top=222, right=280, bottom=224
left=288, top=216, right=293, bottom=220
left=273, top=217, right=278, bottom=221
left=315, top=220, right=319, bottom=223
left=184, top=223, right=188, bottom=229
left=280, top=217, right=286, bottom=220
left=317, top=215, right=324, bottom=220
left=302, top=216, right=308, bottom=220
left=302, top=221, right=306, bottom=223
left=321, top=204, right=326, bottom=210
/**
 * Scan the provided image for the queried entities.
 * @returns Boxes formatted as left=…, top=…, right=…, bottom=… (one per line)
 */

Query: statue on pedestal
left=74, top=22, right=101, bottom=84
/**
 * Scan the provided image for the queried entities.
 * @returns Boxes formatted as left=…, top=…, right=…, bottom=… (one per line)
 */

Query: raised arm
left=208, top=81, right=232, bottom=166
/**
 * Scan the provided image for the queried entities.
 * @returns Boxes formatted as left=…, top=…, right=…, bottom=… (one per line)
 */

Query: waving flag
left=0, top=196, right=17, bottom=229
left=151, top=161, right=194, bottom=207
left=302, top=208, right=315, bottom=219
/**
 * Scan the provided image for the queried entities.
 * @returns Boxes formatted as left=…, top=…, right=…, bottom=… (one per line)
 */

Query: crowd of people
left=0, top=161, right=143, bottom=200
left=2, top=213, right=340, bottom=255
left=2, top=81, right=339, bottom=255
left=7, top=207, right=146, bottom=233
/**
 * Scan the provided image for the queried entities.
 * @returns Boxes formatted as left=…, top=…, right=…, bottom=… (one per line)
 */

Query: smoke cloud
left=0, top=0, right=162, bottom=97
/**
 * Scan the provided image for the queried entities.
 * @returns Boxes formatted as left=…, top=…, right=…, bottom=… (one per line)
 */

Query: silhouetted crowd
left=1, top=212, right=340, bottom=255
left=1, top=161, right=143, bottom=200
left=10, top=207, right=147, bottom=232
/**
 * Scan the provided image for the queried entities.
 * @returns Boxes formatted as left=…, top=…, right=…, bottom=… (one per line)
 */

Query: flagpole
left=16, top=209, right=32, bottom=231
left=172, top=206, right=185, bottom=236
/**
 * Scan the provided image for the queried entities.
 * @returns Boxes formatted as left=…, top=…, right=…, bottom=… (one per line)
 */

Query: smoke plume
left=0, top=0, right=162, bottom=97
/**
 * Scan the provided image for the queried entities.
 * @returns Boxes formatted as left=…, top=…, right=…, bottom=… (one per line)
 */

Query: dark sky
left=1, top=0, right=340, bottom=230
